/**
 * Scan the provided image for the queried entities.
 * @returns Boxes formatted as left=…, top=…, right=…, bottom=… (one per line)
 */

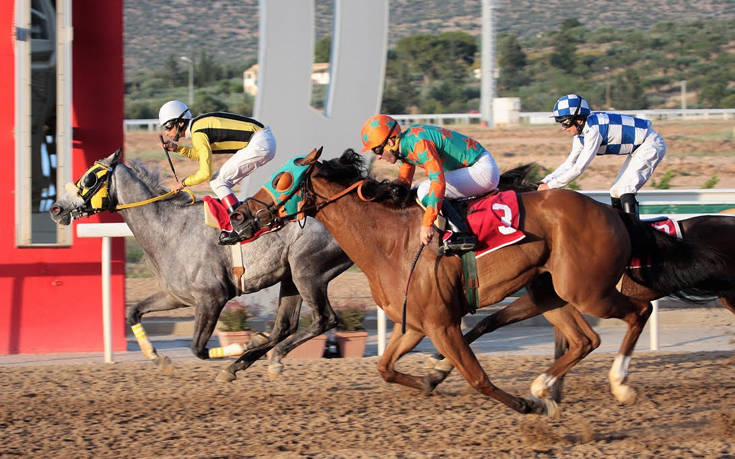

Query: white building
left=243, top=62, right=331, bottom=96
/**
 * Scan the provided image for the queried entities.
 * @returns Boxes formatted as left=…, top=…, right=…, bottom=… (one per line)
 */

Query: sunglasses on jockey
left=162, top=108, right=191, bottom=131
left=555, top=96, right=584, bottom=129
left=372, top=123, right=398, bottom=156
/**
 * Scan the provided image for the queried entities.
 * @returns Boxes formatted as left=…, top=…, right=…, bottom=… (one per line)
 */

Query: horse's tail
left=621, top=212, right=735, bottom=301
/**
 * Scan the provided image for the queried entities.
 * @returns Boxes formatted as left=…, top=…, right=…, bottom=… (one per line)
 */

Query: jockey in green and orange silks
left=360, top=114, right=500, bottom=248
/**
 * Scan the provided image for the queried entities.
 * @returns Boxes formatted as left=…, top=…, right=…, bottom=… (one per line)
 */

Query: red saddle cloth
left=202, top=196, right=232, bottom=231
left=465, top=190, right=526, bottom=258
left=629, top=217, right=682, bottom=268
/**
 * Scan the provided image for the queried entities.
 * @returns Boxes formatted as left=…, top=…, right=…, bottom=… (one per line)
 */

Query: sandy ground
left=1, top=351, right=733, bottom=456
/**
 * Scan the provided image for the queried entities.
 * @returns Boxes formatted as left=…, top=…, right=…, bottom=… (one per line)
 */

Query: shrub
left=336, top=306, right=366, bottom=332
left=218, top=299, right=261, bottom=332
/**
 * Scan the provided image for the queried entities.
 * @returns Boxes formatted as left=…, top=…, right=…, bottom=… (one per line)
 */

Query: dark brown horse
left=228, top=148, right=734, bottom=416
left=424, top=213, right=735, bottom=404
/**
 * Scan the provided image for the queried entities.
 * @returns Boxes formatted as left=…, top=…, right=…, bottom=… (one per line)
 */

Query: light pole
left=180, top=56, right=193, bottom=106
left=679, top=80, right=687, bottom=111
left=604, top=66, right=611, bottom=109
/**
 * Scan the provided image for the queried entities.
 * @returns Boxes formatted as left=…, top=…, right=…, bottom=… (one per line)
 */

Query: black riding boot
left=437, top=200, right=477, bottom=256
left=218, top=194, right=243, bottom=245
left=611, top=196, right=622, bottom=210
left=620, top=193, right=639, bottom=220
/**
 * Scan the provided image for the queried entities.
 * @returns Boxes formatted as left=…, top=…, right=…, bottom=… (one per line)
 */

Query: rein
left=115, top=187, right=196, bottom=210
left=401, top=243, right=425, bottom=334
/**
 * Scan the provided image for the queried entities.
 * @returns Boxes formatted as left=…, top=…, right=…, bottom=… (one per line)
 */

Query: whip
left=158, top=134, right=180, bottom=183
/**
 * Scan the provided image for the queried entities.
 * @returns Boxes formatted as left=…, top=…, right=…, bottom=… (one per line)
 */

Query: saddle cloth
left=629, top=216, right=682, bottom=268
left=465, top=190, right=526, bottom=259
left=202, top=196, right=232, bottom=231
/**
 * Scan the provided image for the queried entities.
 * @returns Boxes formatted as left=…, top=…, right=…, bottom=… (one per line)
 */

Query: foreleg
left=428, top=323, right=558, bottom=416
left=125, top=292, right=185, bottom=371
left=376, top=323, right=428, bottom=391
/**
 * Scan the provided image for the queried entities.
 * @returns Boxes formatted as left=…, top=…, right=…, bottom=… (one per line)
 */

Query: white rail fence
left=80, top=189, right=735, bottom=360
left=125, top=108, right=735, bottom=132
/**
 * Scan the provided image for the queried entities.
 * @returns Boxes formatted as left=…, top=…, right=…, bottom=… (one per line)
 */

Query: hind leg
left=428, top=322, right=558, bottom=416
left=573, top=291, right=651, bottom=404
left=605, top=298, right=651, bottom=404
left=531, top=305, right=600, bottom=401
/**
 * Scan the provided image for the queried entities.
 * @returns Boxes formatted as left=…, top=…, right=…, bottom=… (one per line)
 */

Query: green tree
left=315, top=35, right=331, bottom=63
left=195, top=51, right=222, bottom=86
left=612, top=70, right=648, bottom=109
left=192, top=92, right=227, bottom=114
left=163, top=54, right=184, bottom=88
left=497, top=33, right=528, bottom=91
left=550, top=18, right=583, bottom=71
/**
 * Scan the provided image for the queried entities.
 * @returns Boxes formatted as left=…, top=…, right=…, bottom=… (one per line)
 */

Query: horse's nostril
left=231, top=213, right=244, bottom=223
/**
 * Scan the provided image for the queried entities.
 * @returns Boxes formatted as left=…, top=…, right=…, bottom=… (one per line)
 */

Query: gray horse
left=49, top=149, right=352, bottom=376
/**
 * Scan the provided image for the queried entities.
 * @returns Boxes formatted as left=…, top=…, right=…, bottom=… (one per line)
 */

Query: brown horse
left=424, top=213, right=735, bottom=404
left=228, top=148, right=734, bottom=416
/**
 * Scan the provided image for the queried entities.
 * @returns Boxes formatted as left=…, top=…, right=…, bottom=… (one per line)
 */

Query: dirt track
left=2, top=351, right=733, bottom=456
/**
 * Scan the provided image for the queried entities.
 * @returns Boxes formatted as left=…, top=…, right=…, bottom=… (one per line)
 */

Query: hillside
left=124, top=0, right=735, bottom=79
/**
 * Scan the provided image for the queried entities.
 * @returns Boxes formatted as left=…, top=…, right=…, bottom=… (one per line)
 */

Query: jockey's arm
left=413, top=140, right=446, bottom=228
left=176, top=131, right=214, bottom=186
left=541, top=129, right=601, bottom=189
left=397, top=162, right=415, bottom=185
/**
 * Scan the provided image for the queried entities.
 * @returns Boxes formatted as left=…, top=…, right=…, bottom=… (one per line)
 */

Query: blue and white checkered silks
left=582, top=113, right=653, bottom=155
left=552, top=94, right=591, bottom=117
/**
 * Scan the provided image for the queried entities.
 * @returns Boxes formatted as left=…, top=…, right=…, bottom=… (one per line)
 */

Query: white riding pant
left=210, top=126, right=276, bottom=200
left=609, top=129, right=666, bottom=198
left=416, top=151, right=500, bottom=202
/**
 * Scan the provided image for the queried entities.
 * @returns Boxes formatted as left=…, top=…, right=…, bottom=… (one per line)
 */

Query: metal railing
left=125, top=108, right=735, bottom=132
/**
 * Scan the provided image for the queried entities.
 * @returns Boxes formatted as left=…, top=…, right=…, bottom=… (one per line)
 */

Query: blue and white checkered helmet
left=552, top=94, right=591, bottom=118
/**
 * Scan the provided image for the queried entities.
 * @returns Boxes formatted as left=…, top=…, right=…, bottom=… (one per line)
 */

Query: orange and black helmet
left=360, top=114, right=399, bottom=153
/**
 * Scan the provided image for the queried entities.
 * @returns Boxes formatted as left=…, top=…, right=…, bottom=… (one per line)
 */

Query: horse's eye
left=82, top=173, right=98, bottom=188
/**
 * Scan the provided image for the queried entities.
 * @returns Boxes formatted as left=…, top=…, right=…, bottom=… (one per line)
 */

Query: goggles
left=161, top=108, right=191, bottom=131
left=372, top=123, right=397, bottom=156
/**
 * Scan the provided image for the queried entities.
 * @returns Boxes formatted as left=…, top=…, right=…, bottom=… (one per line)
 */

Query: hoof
left=215, top=369, right=237, bottom=383
left=424, top=355, right=441, bottom=369
left=528, top=396, right=561, bottom=418
left=154, top=355, right=174, bottom=376
left=530, top=374, right=557, bottom=400
left=268, top=362, right=283, bottom=379
left=611, top=383, right=637, bottom=405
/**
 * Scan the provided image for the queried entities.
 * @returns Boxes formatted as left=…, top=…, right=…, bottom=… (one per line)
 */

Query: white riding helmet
left=158, top=100, right=192, bottom=127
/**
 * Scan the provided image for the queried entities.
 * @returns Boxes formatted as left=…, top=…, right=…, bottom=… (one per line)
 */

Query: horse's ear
left=104, top=148, right=122, bottom=165
left=297, top=146, right=323, bottom=166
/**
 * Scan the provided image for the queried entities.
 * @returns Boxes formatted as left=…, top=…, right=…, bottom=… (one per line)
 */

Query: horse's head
left=231, top=147, right=325, bottom=240
left=49, top=149, right=122, bottom=225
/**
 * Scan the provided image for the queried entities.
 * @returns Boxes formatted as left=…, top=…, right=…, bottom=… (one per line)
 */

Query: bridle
left=68, top=160, right=195, bottom=220
left=238, top=163, right=373, bottom=235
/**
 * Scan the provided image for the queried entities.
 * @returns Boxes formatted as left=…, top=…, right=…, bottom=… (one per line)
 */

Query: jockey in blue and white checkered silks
left=537, top=94, right=666, bottom=219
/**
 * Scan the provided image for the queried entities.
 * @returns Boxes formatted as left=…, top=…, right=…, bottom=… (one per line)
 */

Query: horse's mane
left=316, top=149, right=416, bottom=208
left=123, top=160, right=198, bottom=206
left=316, top=149, right=541, bottom=209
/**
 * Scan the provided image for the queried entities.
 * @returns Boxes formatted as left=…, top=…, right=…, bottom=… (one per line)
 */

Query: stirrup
left=437, top=231, right=477, bottom=256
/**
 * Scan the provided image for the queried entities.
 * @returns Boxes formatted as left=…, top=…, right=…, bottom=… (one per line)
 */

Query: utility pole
left=480, top=0, right=495, bottom=127
left=604, top=66, right=611, bottom=109
left=180, top=56, right=194, bottom=106
left=680, top=80, right=687, bottom=110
